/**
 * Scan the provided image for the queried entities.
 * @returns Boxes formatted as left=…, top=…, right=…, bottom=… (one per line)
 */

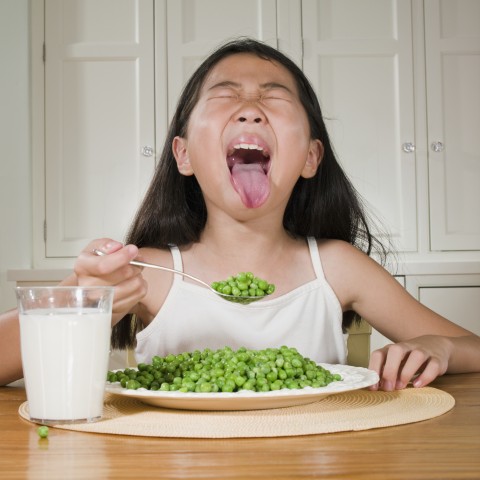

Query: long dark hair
left=111, top=37, right=389, bottom=349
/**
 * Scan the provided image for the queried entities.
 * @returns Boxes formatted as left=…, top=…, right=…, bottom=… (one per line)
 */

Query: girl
left=1, top=38, right=478, bottom=389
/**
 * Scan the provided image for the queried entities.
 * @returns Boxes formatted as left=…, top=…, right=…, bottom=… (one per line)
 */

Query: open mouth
left=226, top=143, right=270, bottom=173
left=226, top=143, right=271, bottom=208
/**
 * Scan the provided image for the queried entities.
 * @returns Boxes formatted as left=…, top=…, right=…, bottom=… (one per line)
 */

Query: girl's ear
left=172, top=136, right=194, bottom=176
left=301, top=139, right=324, bottom=179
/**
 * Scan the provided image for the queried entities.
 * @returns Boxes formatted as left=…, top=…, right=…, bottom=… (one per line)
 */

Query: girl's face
left=173, top=53, right=323, bottom=218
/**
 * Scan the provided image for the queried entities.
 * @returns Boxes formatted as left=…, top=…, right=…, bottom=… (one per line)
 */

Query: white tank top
left=135, top=237, right=347, bottom=364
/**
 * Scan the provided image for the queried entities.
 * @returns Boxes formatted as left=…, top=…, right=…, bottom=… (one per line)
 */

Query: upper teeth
left=234, top=143, right=263, bottom=151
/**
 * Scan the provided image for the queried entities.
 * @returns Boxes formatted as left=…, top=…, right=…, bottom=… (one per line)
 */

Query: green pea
left=236, top=272, right=247, bottom=282
left=37, top=426, right=49, bottom=438
left=270, top=380, right=283, bottom=391
left=242, top=380, right=255, bottom=390
left=257, top=280, right=268, bottom=291
left=126, top=379, right=141, bottom=390
left=266, top=371, right=278, bottom=382
left=222, top=383, right=235, bottom=393
left=236, top=281, right=248, bottom=291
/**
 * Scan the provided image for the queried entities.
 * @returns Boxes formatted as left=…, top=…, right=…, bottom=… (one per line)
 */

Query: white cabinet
left=302, top=0, right=417, bottom=252
left=302, top=0, right=480, bottom=254
left=39, top=0, right=156, bottom=263
left=31, top=0, right=479, bottom=267
left=425, top=0, right=480, bottom=251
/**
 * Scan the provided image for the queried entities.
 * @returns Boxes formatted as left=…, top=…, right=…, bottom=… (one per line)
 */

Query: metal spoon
left=93, top=249, right=265, bottom=305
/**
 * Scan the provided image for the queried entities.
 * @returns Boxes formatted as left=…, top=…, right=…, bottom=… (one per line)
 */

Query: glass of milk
left=16, top=286, right=114, bottom=425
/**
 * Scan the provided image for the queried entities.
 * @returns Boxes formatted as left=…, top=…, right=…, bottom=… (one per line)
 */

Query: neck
left=200, top=211, right=293, bottom=258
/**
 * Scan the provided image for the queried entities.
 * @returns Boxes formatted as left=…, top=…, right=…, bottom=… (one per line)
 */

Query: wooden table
left=1, top=373, right=479, bottom=479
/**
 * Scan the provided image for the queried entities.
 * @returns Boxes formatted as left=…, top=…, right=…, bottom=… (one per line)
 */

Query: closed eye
left=207, top=84, right=241, bottom=101
left=260, top=90, right=293, bottom=103
left=262, top=95, right=291, bottom=102
left=214, top=94, right=239, bottom=99
left=208, top=92, right=240, bottom=101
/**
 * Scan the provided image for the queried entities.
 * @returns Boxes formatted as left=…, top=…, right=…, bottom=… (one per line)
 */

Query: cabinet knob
left=402, top=142, right=415, bottom=153
left=141, top=145, right=154, bottom=157
left=431, top=141, right=444, bottom=152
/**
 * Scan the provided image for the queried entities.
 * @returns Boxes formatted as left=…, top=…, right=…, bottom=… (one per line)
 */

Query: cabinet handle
left=402, top=142, right=415, bottom=153
left=431, top=141, right=444, bottom=152
left=141, top=145, right=154, bottom=157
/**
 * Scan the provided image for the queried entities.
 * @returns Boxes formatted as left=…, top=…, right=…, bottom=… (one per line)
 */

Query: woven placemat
left=18, top=387, right=455, bottom=438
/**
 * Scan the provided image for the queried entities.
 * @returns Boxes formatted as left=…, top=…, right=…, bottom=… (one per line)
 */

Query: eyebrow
left=208, top=80, right=294, bottom=94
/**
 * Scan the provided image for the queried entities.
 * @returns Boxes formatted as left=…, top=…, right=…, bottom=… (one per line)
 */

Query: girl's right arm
left=0, top=309, right=24, bottom=386
left=0, top=239, right=147, bottom=386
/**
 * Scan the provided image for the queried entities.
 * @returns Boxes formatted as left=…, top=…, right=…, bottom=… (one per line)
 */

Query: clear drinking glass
left=16, top=286, right=114, bottom=425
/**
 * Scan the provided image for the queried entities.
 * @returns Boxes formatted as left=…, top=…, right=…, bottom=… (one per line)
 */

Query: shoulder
left=316, top=238, right=372, bottom=267
left=314, top=239, right=392, bottom=311
left=317, top=238, right=380, bottom=279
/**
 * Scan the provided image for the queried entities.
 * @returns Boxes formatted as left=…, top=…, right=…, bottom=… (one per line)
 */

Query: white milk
left=19, top=308, right=111, bottom=423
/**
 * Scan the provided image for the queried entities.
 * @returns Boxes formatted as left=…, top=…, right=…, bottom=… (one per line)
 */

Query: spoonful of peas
left=93, top=249, right=275, bottom=305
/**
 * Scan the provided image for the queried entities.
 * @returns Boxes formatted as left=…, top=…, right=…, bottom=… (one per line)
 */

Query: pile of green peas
left=211, top=272, right=275, bottom=301
left=107, top=346, right=342, bottom=393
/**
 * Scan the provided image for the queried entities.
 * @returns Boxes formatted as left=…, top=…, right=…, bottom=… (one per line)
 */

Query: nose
left=238, top=115, right=263, bottom=123
left=234, top=100, right=266, bottom=124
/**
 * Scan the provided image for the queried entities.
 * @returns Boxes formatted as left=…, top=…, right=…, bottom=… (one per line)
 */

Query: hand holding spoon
left=93, top=249, right=270, bottom=305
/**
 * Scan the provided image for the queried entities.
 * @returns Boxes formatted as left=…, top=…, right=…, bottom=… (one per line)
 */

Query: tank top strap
left=168, top=244, right=184, bottom=276
left=307, top=236, right=326, bottom=281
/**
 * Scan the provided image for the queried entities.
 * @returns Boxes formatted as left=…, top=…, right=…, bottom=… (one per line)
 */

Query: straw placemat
left=19, top=387, right=454, bottom=438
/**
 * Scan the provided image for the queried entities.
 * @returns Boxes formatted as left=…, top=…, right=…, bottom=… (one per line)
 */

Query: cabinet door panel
left=302, top=0, right=417, bottom=252
left=45, top=0, right=155, bottom=257
left=426, top=0, right=480, bottom=251
left=165, top=0, right=278, bottom=118
left=420, top=286, right=480, bottom=335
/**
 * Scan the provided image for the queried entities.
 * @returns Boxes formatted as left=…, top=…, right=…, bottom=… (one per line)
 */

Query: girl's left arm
left=319, top=240, right=480, bottom=391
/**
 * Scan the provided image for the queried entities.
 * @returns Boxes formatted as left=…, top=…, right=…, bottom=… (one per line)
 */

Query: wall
left=0, top=0, right=32, bottom=313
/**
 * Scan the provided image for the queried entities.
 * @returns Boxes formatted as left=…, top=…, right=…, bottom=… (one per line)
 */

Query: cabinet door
left=44, top=0, right=155, bottom=258
left=162, top=0, right=278, bottom=120
left=406, top=273, right=480, bottom=335
left=425, top=0, right=480, bottom=251
left=420, top=286, right=480, bottom=336
left=301, top=0, right=417, bottom=252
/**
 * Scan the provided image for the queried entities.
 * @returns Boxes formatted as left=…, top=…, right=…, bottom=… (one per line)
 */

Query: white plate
left=105, top=364, right=379, bottom=411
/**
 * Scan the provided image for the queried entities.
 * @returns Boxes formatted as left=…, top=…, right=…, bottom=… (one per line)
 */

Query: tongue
left=231, top=163, right=270, bottom=208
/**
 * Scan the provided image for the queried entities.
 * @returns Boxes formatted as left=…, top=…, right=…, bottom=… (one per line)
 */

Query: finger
left=377, top=344, right=410, bottom=391
left=75, top=239, right=124, bottom=277
left=75, top=244, right=139, bottom=280
left=412, top=357, right=446, bottom=388
left=394, top=349, right=429, bottom=389
left=110, top=274, right=148, bottom=316
left=367, top=348, right=389, bottom=390
left=83, top=238, right=124, bottom=255
left=94, top=247, right=141, bottom=280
